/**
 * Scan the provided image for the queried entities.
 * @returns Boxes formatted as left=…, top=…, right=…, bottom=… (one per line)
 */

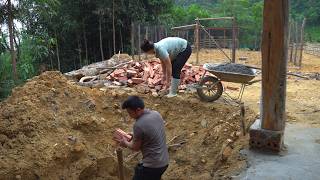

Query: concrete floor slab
left=237, top=123, right=320, bottom=180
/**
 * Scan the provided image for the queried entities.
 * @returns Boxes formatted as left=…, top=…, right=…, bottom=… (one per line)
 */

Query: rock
left=0, top=134, right=8, bottom=144
left=136, top=85, right=150, bottom=94
left=152, top=92, right=159, bottom=97
left=235, top=131, right=242, bottom=137
left=83, top=99, right=96, bottom=110
left=226, top=139, right=233, bottom=144
left=201, top=159, right=207, bottom=164
left=15, top=175, right=21, bottom=180
left=72, top=143, right=85, bottom=153
left=113, top=103, right=120, bottom=109
left=221, top=146, right=233, bottom=161
left=67, top=136, right=77, bottom=143
left=201, top=119, right=208, bottom=128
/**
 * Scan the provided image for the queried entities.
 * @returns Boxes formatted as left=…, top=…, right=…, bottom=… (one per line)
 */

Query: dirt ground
left=188, top=49, right=320, bottom=127
left=188, top=49, right=320, bottom=73
left=0, top=49, right=319, bottom=180
left=0, top=71, right=256, bottom=180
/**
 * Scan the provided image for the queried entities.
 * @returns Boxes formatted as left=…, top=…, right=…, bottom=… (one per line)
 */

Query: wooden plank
left=261, top=0, right=289, bottom=131
left=196, top=17, right=234, bottom=21
left=171, top=24, right=197, bottom=30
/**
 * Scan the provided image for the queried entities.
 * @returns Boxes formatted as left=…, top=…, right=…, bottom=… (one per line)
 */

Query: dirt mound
left=0, top=71, right=256, bottom=179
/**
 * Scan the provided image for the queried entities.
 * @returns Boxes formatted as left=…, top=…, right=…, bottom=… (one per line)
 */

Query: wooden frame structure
left=171, top=17, right=238, bottom=64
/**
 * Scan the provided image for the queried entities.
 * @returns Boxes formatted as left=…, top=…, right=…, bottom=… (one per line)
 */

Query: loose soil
left=0, top=71, right=256, bottom=180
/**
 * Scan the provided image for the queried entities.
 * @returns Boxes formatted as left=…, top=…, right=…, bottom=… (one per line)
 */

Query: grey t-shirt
left=154, top=37, right=188, bottom=61
left=133, top=109, right=169, bottom=168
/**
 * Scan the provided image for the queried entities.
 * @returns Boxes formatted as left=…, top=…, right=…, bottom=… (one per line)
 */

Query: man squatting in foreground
left=114, top=96, right=169, bottom=180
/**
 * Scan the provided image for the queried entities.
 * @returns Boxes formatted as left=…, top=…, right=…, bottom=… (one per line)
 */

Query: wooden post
left=298, top=18, right=306, bottom=68
left=131, top=22, right=135, bottom=60
left=294, top=22, right=298, bottom=66
left=116, top=148, right=125, bottom=180
left=195, top=18, right=200, bottom=64
left=138, top=24, right=141, bottom=61
left=232, top=17, right=236, bottom=63
left=287, top=21, right=291, bottom=62
left=112, top=0, right=116, bottom=54
left=289, top=22, right=294, bottom=63
left=249, top=0, right=288, bottom=152
left=145, top=26, right=149, bottom=60
left=223, top=29, right=226, bottom=48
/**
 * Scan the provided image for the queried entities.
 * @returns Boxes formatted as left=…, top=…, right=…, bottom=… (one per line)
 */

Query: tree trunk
left=120, top=29, right=124, bottom=52
left=99, top=18, right=104, bottom=61
left=78, top=37, right=82, bottom=68
left=55, top=32, right=61, bottom=71
left=131, top=22, right=135, bottom=60
left=83, top=21, right=88, bottom=65
left=112, top=0, right=116, bottom=54
left=7, top=0, right=17, bottom=80
left=13, top=24, right=20, bottom=62
left=138, top=24, right=141, bottom=60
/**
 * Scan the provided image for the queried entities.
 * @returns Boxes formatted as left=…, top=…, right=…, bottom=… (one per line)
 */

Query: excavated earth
left=0, top=71, right=256, bottom=180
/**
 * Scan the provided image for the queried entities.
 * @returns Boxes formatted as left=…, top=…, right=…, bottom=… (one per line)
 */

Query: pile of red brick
left=107, top=59, right=205, bottom=91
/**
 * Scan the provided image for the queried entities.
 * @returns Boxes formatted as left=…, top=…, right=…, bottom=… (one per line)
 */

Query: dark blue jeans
left=132, top=163, right=168, bottom=180
left=172, top=43, right=192, bottom=79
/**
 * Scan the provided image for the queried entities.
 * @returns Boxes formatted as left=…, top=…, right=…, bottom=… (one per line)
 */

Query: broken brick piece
left=113, top=69, right=126, bottom=75
left=131, top=78, right=144, bottom=84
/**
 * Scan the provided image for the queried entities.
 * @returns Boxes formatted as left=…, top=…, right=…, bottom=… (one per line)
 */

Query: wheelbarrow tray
left=203, top=63, right=257, bottom=84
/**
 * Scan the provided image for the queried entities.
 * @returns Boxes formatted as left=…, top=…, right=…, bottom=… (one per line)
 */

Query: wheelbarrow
left=196, top=63, right=261, bottom=102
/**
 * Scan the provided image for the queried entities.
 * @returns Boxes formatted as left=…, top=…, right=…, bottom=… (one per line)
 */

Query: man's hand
left=113, top=133, right=129, bottom=148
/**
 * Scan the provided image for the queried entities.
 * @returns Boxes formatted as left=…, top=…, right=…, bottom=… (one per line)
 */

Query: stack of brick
left=107, top=59, right=205, bottom=91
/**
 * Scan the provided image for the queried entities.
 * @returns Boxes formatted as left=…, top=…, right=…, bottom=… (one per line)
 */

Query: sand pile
left=0, top=71, right=256, bottom=180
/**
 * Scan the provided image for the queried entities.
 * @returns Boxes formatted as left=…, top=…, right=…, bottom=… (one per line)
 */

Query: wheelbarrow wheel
left=197, top=76, right=223, bottom=102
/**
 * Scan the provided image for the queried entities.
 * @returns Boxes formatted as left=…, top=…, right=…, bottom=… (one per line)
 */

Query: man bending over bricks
left=113, top=96, right=169, bottom=180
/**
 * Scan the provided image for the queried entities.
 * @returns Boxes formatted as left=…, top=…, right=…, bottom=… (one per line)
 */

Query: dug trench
left=0, top=71, right=256, bottom=180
